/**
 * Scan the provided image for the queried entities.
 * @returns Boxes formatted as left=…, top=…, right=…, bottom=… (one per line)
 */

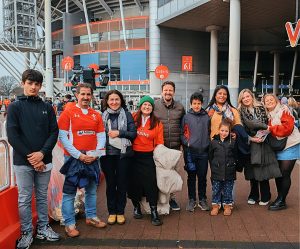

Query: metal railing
left=0, top=138, right=11, bottom=192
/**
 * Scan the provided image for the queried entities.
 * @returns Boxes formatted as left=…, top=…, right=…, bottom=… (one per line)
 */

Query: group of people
left=6, top=69, right=300, bottom=249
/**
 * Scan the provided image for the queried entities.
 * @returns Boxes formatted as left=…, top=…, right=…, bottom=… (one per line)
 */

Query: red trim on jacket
left=269, top=111, right=294, bottom=137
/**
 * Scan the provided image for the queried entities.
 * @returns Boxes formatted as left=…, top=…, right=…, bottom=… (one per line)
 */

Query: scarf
left=211, top=102, right=234, bottom=121
left=268, top=103, right=290, bottom=126
left=240, top=106, right=268, bottom=124
left=102, top=107, right=132, bottom=153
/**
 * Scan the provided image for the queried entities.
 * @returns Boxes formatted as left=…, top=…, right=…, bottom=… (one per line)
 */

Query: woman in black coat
left=100, top=90, right=137, bottom=225
left=237, top=89, right=281, bottom=206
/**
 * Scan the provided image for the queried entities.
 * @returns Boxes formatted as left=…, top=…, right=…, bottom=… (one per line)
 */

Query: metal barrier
left=0, top=139, right=11, bottom=192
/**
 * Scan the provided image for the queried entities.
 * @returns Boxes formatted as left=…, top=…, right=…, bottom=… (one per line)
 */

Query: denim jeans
left=13, top=165, right=51, bottom=233
left=62, top=180, right=97, bottom=226
left=61, top=155, right=99, bottom=226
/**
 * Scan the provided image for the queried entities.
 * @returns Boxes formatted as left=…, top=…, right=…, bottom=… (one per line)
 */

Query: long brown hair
left=135, top=108, right=160, bottom=130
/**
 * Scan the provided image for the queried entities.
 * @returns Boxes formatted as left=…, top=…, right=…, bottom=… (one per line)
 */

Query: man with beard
left=154, top=81, right=185, bottom=211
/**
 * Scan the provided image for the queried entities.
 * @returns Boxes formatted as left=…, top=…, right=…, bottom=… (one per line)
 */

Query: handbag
left=264, top=133, right=287, bottom=151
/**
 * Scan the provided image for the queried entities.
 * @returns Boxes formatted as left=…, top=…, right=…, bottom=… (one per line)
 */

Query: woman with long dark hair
left=100, top=90, right=137, bottom=225
left=128, top=96, right=163, bottom=226
left=206, top=85, right=242, bottom=139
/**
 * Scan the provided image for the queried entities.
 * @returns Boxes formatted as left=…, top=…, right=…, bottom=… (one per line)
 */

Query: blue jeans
left=62, top=180, right=97, bottom=226
left=212, top=179, right=234, bottom=205
left=14, top=165, right=51, bottom=233
left=61, top=156, right=98, bottom=226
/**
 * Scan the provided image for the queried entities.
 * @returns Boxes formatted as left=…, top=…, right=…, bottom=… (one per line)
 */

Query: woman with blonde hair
left=263, top=93, right=300, bottom=210
left=237, top=89, right=280, bottom=206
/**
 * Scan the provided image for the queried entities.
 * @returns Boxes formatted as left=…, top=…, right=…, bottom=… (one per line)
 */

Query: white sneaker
left=247, top=199, right=256, bottom=205
left=258, top=201, right=269, bottom=206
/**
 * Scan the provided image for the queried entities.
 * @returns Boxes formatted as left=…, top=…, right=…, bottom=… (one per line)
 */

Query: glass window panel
left=110, top=31, right=120, bottom=41
left=100, top=52, right=109, bottom=67
left=99, top=32, right=109, bottom=41
left=132, top=28, right=146, bottom=39
left=130, top=85, right=139, bottom=91
left=110, top=52, right=120, bottom=81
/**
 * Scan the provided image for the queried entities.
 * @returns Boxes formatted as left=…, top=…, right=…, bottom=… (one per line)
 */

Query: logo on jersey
left=137, top=130, right=149, bottom=137
left=77, top=130, right=95, bottom=136
left=74, top=114, right=80, bottom=118
left=42, top=111, right=47, bottom=114
left=91, top=114, right=97, bottom=120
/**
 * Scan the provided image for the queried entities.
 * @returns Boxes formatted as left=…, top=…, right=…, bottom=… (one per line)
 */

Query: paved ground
left=32, top=161, right=300, bottom=249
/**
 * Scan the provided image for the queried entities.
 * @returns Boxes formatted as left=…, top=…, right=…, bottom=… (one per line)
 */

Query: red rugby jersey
left=58, top=105, right=105, bottom=155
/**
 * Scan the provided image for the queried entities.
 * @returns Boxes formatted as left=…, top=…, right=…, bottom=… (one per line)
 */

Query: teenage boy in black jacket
left=7, top=69, right=60, bottom=249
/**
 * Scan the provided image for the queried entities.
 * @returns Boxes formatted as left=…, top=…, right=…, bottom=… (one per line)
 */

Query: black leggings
left=275, top=160, right=296, bottom=201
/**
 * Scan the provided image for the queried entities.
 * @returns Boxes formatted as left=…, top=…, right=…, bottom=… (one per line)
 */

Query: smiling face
left=76, top=87, right=92, bottom=109
left=241, top=91, right=254, bottom=107
left=162, top=84, right=175, bottom=103
left=219, top=124, right=230, bottom=140
left=22, top=80, right=42, bottom=96
left=107, top=93, right=121, bottom=111
left=264, top=95, right=277, bottom=111
left=140, top=102, right=153, bottom=116
left=215, top=88, right=228, bottom=105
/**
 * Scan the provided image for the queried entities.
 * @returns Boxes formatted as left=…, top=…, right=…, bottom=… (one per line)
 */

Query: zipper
left=168, top=109, right=171, bottom=147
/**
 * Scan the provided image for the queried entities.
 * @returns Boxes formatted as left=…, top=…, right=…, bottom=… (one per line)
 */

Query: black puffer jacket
left=154, top=98, right=185, bottom=150
left=209, top=135, right=237, bottom=181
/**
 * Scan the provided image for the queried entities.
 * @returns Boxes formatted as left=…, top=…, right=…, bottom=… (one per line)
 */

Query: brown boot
left=86, top=217, right=107, bottom=228
left=223, top=205, right=232, bottom=216
left=210, top=204, right=220, bottom=216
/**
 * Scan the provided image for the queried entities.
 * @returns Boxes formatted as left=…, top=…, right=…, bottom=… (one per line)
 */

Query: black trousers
left=248, top=179, right=271, bottom=202
left=185, top=152, right=208, bottom=201
left=100, top=155, right=130, bottom=215
left=128, top=152, right=158, bottom=206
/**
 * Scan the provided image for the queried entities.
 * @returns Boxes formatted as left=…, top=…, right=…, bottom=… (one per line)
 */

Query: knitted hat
left=138, top=95, right=155, bottom=108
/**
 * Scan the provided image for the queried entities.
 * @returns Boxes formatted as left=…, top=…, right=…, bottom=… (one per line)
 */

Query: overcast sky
left=0, top=1, right=26, bottom=80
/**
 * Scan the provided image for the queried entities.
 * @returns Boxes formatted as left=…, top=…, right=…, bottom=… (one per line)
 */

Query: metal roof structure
left=156, top=0, right=299, bottom=51
left=36, top=0, right=149, bottom=18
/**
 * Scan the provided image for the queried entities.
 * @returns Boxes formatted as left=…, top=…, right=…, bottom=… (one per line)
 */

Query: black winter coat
left=105, top=111, right=137, bottom=157
left=7, top=95, right=58, bottom=166
left=209, top=135, right=237, bottom=181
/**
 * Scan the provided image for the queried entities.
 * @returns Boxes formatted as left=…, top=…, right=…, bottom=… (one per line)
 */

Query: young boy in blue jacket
left=181, top=92, right=211, bottom=212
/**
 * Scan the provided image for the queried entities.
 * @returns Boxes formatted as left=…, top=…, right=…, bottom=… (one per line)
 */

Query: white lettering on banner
left=77, top=130, right=95, bottom=136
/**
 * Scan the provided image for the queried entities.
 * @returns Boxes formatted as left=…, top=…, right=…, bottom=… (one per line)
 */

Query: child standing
left=181, top=92, right=210, bottom=212
left=209, top=119, right=237, bottom=216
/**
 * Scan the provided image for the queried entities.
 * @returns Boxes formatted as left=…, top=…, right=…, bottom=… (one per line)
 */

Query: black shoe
left=268, top=197, right=286, bottom=211
left=133, top=203, right=143, bottom=219
left=150, top=206, right=162, bottom=226
left=169, top=199, right=180, bottom=211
